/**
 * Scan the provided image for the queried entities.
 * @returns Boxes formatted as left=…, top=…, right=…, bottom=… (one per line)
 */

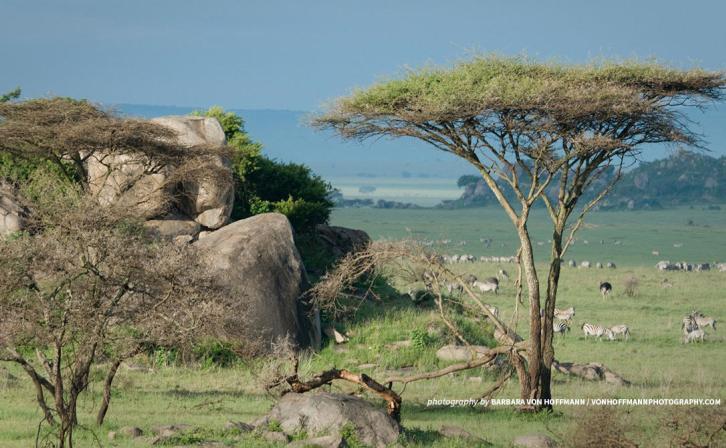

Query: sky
left=2, top=0, right=726, bottom=112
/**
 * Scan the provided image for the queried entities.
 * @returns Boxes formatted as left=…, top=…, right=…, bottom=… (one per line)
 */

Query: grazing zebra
left=497, top=269, right=510, bottom=282
left=693, top=313, right=717, bottom=331
left=682, top=314, right=700, bottom=334
left=554, top=307, right=575, bottom=321
left=484, top=304, right=500, bottom=318
left=599, top=281, right=613, bottom=298
left=684, top=328, right=705, bottom=344
left=444, top=282, right=464, bottom=295
left=553, top=320, right=570, bottom=335
left=473, top=279, right=499, bottom=294
left=582, top=323, right=609, bottom=339
left=609, top=324, right=630, bottom=340
left=463, top=274, right=478, bottom=285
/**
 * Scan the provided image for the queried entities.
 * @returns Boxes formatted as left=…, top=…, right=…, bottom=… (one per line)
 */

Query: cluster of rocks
left=566, top=260, right=616, bottom=269
left=656, top=260, right=723, bottom=272
left=0, top=115, right=331, bottom=353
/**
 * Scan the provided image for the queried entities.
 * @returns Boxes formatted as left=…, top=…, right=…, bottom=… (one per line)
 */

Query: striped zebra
left=693, top=313, right=717, bottom=331
left=581, top=323, right=611, bottom=340
left=553, top=320, right=570, bottom=335
left=682, top=314, right=699, bottom=334
left=609, top=324, right=630, bottom=340
left=484, top=304, right=500, bottom=318
left=444, top=282, right=464, bottom=295
left=554, top=307, right=575, bottom=321
left=684, top=328, right=705, bottom=344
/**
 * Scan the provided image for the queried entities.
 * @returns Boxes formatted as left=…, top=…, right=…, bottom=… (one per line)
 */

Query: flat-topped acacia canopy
left=313, top=56, right=725, bottom=159
left=312, top=56, right=726, bottom=411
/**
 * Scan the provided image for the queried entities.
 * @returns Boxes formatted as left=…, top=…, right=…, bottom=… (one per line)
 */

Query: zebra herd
left=681, top=310, right=717, bottom=343
left=410, top=269, right=718, bottom=346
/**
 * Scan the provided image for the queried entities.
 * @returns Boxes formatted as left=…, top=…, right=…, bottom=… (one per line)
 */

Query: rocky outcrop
left=254, top=392, right=400, bottom=448
left=143, top=216, right=201, bottom=240
left=194, top=213, right=320, bottom=352
left=513, top=434, right=558, bottom=448
left=315, top=224, right=370, bottom=258
left=85, top=116, right=233, bottom=229
left=0, top=182, right=26, bottom=236
left=552, top=360, right=630, bottom=386
left=436, top=344, right=492, bottom=362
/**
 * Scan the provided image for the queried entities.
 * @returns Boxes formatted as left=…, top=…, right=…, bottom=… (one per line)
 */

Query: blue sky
left=2, top=0, right=725, bottom=111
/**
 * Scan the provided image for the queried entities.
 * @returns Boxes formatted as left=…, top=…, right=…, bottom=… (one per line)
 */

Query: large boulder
left=151, top=116, right=233, bottom=229
left=315, top=224, right=371, bottom=258
left=194, top=213, right=320, bottom=352
left=255, top=392, right=400, bottom=448
left=85, top=116, right=234, bottom=228
left=0, top=182, right=26, bottom=236
left=85, top=151, right=172, bottom=219
left=436, top=344, right=492, bottom=362
left=143, top=216, right=201, bottom=240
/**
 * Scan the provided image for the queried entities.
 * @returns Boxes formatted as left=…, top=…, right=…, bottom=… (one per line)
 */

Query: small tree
left=0, top=180, right=226, bottom=447
left=313, top=56, right=725, bottom=409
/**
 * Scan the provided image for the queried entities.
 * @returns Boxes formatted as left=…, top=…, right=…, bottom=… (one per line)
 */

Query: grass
left=1, top=207, right=725, bottom=447
left=330, top=205, right=726, bottom=266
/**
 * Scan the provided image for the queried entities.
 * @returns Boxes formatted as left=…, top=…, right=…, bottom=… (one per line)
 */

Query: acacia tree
left=0, top=181, right=227, bottom=447
left=313, top=56, right=725, bottom=409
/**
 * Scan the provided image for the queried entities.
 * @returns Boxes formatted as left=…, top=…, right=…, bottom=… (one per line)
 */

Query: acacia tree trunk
left=516, top=219, right=545, bottom=408
left=96, top=358, right=123, bottom=426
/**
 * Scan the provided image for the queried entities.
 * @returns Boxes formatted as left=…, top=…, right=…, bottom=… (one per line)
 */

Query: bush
left=194, top=107, right=332, bottom=232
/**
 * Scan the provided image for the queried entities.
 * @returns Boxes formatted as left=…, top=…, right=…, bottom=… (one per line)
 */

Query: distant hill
left=442, top=150, right=726, bottom=210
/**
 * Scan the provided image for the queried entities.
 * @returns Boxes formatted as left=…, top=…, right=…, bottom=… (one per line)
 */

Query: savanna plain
left=1, top=206, right=724, bottom=447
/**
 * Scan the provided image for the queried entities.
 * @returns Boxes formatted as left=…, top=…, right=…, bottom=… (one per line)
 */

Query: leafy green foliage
left=0, top=87, right=21, bottom=103
left=193, top=339, right=239, bottom=369
left=194, top=106, right=332, bottom=232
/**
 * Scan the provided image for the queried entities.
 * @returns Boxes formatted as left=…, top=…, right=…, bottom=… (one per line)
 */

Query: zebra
left=484, top=304, right=499, bottom=318
left=682, top=313, right=700, bottom=335
left=553, top=320, right=570, bottom=335
left=684, top=328, right=705, bottom=344
left=554, top=307, right=575, bottom=321
left=609, top=324, right=630, bottom=340
left=693, top=313, right=717, bottom=331
left=599, top=281, right=613, bottom=299
left=444, top=282, right=464, bottom=295
left=582, top=323, right=610, bottom=340
left=497, top=269, right=510, bottom=282
left=473, top=278, right=499, bottom=294
left=463, top=274, right=478, bottom=285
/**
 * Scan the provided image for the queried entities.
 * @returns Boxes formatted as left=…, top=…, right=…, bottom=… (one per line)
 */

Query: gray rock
left=439, top=425, right=478, bottom=440
left=315, top=224, right=371, bottom=258
left=223, top=421, right=254, bottom=432
left=173, top=234, right=194, bottom=245
left=287, top=434, right=346, bottom=448
left=260, top=392, right=399, bottom=448
left=436, top=344, right=492, bottom=362
left=261, top=430, right=289, bottom=443
left=144, top=218, right=200, bottom=240
left=150, top=116, right=233, bottom=229
left=152, top=424, right=190, bottom=438
left=86, top=151, right=172, bottom=219
left=0, top=182, right=26, bottom=236
left=118, top=426, right=143, bottom=438
left=513, top=434, right=558, bottom=448
left=194, top=213, right=320, bottom=353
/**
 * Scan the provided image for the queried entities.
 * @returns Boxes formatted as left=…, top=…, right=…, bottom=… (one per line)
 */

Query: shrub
left=194, top=107, right=332, bottom=232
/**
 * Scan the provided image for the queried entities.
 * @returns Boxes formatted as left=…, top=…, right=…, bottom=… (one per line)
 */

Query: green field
left=1, top=208, right=725, bottom=447
left=331, top=206, right=726, bottom=267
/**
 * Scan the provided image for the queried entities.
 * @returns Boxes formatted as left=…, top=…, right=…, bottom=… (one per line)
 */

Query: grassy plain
left=1, top=207, right=725, bottom=447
